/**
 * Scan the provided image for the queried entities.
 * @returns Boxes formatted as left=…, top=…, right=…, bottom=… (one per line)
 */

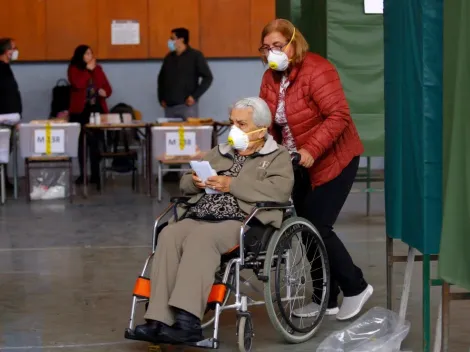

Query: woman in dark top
left=68, top=45, right=112, bottom=188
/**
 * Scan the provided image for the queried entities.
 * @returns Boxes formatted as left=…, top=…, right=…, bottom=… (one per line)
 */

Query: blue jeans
left=164, top=103, right=199, bottom=120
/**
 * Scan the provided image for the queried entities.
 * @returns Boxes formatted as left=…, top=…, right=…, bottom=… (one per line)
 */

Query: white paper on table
left=156, top=117, right=184, bottom=123
left=0, top=113, right=20, bottom=125
left=189, top=161, right=221, bottom=195
left=111, top=20, right=140, bottom=45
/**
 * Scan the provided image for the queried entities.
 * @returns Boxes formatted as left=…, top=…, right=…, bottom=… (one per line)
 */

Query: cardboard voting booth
left=18, top=122, right=80, bottom=201
left=152, top=125, right=213, bottom=201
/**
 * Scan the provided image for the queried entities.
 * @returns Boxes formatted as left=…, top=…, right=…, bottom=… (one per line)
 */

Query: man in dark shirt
left=158, top=28, right=213, bottom=119
left=0, top=38, right=22, bottom=189
left=0, top=38, right=22, bottom=115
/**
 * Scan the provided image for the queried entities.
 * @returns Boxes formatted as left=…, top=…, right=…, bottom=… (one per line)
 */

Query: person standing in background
left=158, top=28, right=213, bottom=119
left=0, top=38, right=22, bottom=190
left=68, top=45, right=112, bottom=190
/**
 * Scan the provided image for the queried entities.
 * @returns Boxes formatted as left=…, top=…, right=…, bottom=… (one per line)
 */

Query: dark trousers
left=70, top=105, right=103, bottom=180
left=293, top=156, right=368, bottom=308
left=164, top=102, right=199, bottom=120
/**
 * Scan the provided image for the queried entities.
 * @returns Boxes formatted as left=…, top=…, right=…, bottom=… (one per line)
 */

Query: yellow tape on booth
left=178, top=125, right=185, bottom=150
left=45, top=123, right=52, bottom=155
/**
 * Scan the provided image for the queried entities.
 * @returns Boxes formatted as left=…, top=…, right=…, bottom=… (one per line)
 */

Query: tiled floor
left=0, top=181, right=469, bottom=351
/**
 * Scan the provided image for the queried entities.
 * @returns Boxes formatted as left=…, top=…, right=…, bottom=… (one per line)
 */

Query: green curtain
left=276, top=0, right=384, bottom=156
left=438, top=0, right=470, bottom=290
left=326, top=0, right=384, bottom=156
left=276, top=0, right=327, bottom=57
left=383, top=0, right=443, bottom=254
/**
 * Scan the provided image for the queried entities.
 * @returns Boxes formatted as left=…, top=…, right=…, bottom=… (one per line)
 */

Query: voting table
left=0, top=113, right=21, bottom=200
left=151, top=125, right=213, bottom=201
left=0, top=128, right=11, bottom=204
left=82, top=119, right=151, bottom=197
left=18, top=122, right=80, bottom=202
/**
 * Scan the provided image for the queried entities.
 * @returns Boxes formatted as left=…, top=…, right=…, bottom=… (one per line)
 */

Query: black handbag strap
left=55, top=78, right=69, bottom=87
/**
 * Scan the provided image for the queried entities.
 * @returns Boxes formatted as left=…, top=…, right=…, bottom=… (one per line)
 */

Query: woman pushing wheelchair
left=131, top=97, right=294, bottom=345
left=259, top=19, right=373, bottom=320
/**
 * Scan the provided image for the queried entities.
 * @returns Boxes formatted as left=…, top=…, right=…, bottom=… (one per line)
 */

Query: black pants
left=69, top=105, right=103, bottom=180
left=293, top=156, right=368, bottom=308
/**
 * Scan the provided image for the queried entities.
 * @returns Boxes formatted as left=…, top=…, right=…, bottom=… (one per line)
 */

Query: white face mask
left=10, top=50, right=19, bottom=61
left=227, top=125, right=265, bottom=151
left=266, top=28, right=296, bottom=72
left=267, top=51, right=289, bottom=71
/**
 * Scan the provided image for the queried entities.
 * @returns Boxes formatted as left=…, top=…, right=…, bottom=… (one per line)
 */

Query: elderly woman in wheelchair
left=125, top=97, right=331, bottom=351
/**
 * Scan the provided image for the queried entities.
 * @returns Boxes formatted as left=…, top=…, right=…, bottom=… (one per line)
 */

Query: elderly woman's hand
left=192, top=172, right=206, bottom=189
left=206, top=176, right=232, bottom=193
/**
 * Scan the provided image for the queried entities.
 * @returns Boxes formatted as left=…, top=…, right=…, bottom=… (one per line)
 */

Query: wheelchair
left=125, top=154, right=331, bottom=351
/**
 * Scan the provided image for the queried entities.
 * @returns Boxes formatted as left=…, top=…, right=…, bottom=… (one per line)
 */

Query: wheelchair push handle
left=290, top=152, right=301, bottom=168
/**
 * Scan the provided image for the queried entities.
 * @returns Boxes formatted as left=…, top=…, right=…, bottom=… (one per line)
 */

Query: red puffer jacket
left=260, top=52, right=364, bottom=187
left=68, top=64, right=112, bottom=114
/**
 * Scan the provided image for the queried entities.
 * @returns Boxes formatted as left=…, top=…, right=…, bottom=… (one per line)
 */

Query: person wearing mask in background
left=158, top=28, right=213, bottom=119
left=68, top=45, right=112, bottom=190
left=259, top=19, right=373, bottom=321
left=158, top=28, right=213, bottom=182
left=0, top=38, right=21, bottom=190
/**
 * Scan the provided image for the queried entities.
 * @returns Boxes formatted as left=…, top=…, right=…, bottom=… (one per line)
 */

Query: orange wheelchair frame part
left=132, top=244, right=238, bottom=302
left=133, top=276, right=151, bottom=299
left=133, top=277, right=227, bottom=305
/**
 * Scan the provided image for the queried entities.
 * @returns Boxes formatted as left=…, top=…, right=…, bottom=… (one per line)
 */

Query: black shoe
left=159, top=310, right=204, bottom=344
left=134, top=320, right=170, bottom=344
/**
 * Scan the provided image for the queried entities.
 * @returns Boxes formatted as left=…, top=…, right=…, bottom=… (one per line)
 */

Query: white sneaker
left=292, top=302, right=339, bottom=318
left=336, top=284, right=373, bottom=321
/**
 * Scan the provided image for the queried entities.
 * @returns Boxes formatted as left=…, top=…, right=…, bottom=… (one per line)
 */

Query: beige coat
left=178, top=135, right=295, bottom=228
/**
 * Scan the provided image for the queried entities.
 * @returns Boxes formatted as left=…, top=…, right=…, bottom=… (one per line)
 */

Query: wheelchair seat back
left=244, top=221, right=276, bottom=256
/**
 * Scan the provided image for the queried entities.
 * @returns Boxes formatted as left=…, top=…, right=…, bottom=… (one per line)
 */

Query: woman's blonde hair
left=260, top=19, right=309, bottom=65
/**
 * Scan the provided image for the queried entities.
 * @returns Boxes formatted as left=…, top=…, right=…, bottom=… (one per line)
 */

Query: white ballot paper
left=189, top=160, right=221, bottom=194
left=0, top=113, right=20, bottom=125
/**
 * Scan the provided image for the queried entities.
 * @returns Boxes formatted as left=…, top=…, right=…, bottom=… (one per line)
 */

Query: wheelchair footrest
left=185, top=338, right=219, bottom=349
left=125, top=328, right=218, bottom=349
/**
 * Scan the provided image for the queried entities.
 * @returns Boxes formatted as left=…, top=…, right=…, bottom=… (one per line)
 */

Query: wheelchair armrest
left=170, top=196, right=192, bottom=205
left=255, top=201, right=293, bottom=209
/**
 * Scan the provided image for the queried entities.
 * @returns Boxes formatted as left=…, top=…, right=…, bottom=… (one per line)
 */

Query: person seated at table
left=68, top=44, right=112, bottom=189
left=132, top=97, right=294, bottom=344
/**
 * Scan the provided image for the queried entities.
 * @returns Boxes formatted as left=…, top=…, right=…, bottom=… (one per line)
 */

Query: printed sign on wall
left=111, top=20, right=140, bottom=45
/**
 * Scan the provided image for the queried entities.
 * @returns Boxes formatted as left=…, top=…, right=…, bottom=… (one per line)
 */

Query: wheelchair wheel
left=237, top=316, right=253, bottom=352
left=263, top=217, right=330, bottom=343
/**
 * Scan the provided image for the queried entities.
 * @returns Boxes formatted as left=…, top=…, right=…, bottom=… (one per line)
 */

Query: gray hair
left=230, top=97, right=272, bottom=128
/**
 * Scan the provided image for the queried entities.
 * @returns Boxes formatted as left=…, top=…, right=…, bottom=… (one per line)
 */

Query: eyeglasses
left=258, top=44, right=288, bottom=55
